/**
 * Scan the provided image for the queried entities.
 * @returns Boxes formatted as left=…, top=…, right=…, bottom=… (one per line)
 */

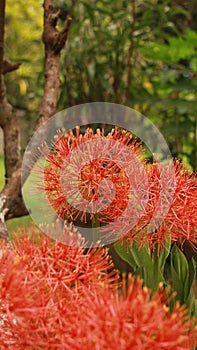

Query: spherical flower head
left=67, top=276, right=196, bottom=350
left=0, top=224, right=119, bottom=348
left=124, top=160, right=197, bottom=251
left=12, top=223, right=119, bottom=294
left=41, top=125, right=196, bottom=250
left=1, top=239, right=196, bottom=349
left=43, top=126, right=146, bottom=243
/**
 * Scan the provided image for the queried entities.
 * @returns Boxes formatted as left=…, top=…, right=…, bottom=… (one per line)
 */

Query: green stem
left=92, top=214, right=100, bottom=245
left=153, top=244, right=159, bottom=292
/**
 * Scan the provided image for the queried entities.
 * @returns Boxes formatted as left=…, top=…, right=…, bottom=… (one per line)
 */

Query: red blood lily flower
left=124, top=160, right=197, bottom=251
left=0, top=225, right=119, bottom=348
left=1, top=250, right=195, bottom=350
left=43, top=126, right=197, bottom=250
left=65, top=276, right=196, bottom=350
left=43, top=126, right=147, bottom=243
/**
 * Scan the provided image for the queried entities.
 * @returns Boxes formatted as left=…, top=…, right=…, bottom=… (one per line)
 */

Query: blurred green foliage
left=4, top=0, right=197, bottom=169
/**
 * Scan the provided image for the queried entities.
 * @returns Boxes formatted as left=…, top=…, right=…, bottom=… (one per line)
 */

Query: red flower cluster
left=43, top=127, right=197, bottom=250
left=0, top=225, right=118, bottom=348
left=124, top=160, right=197, bottom=251
left=0, top=228, right=196, bottom=349
left=43, top=127, right=144, bottom=223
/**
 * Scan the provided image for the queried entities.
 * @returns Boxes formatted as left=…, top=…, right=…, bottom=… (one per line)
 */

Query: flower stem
left=92, top=214, right=100, bottom=245
left=153, top=244, right=159, bottom=292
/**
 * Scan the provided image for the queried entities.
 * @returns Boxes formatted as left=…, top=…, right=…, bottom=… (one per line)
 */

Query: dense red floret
left=0, top=236, right=196, bottom=350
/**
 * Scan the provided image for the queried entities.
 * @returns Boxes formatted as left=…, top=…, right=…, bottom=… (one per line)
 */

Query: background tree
left=0, top=0, right=72, bottom=239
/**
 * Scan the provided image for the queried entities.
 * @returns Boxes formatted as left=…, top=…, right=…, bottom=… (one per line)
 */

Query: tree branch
left=0, top=65, right=28, bottom=241
left=22, top=1, right=73, bottom=185
left=0, top=0, right=73, bottom=240
left=3, top=60, right=21, bottom=74
left=38, top=1, right=72, bottom=126
left=0, top=0, right=28, bottom=240
left=0, top=0, right=5, bottom=80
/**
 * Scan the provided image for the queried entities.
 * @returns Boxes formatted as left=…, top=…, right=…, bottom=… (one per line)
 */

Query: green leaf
left=129, top=241, right=152, bottom=268
left=171, top=259, right=185, bottom=303
left=114, top=240, right=165, bottom=291
left=158, top=234, right=171, bottom=271
left=114, top=239, right=154, bottom=276
left=188, top=258, right=196, bottom=294
left=171, top=245, right=188, bottom=285
left=114, top=240, right=138, bottom=269
left=170, top=244, right=196, bottom=307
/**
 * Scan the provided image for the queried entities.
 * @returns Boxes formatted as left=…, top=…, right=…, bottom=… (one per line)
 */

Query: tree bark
left=38, top=0, right=72, bottom=125
left=0, top=0, right=28, bottom=240
left=0, top=0, right=72, bottom=240
left=0, top=0, right=5, bottom=80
